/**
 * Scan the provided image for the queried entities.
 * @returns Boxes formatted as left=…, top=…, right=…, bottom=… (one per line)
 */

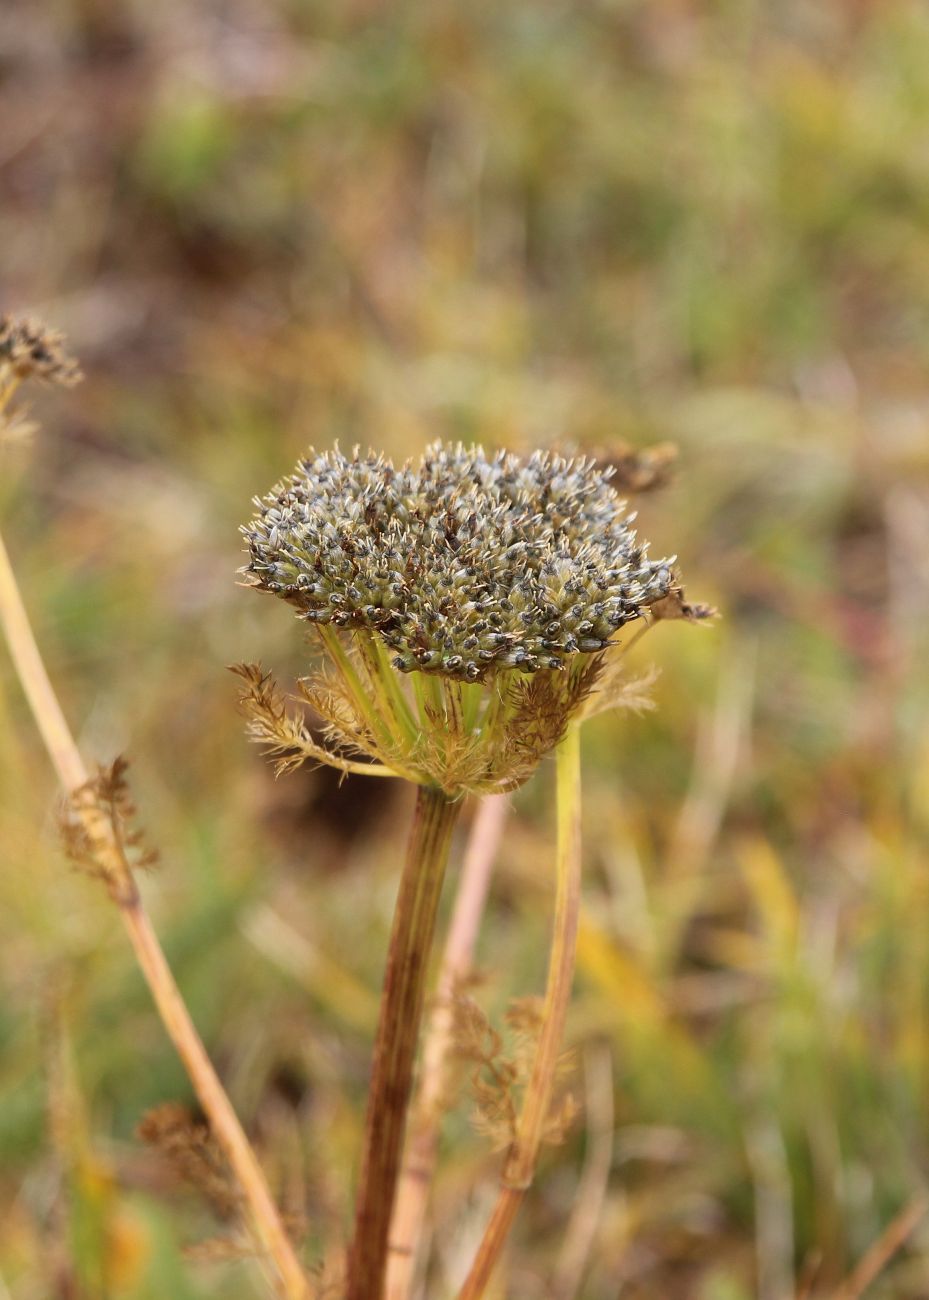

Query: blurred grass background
left=2, top=0, right=929, bottom=1296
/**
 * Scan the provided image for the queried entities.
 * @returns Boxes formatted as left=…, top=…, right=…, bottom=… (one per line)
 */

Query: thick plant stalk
left=0, top=528, right=310, bottom=1300
left=458, top=724, right=582, bottom=1300
left=346, top=783, right=461, bottom=1300
left=387, top=794, right=509, bottom=1300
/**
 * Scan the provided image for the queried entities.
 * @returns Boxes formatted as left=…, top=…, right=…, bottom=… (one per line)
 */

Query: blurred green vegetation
left=2, top=0, right=929, bottom=1296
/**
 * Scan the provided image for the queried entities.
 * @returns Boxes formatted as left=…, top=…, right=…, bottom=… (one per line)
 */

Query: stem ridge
left=346, top=785, right=460, bottom=1300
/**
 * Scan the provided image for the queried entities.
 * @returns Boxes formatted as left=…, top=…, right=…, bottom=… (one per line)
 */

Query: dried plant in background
left=0, top=314, right=82, bottom=396
left=450, top=989, right=577, bottom=1153
left=61, top=757, right=160, bottom=897
left=593, top=440, right=678, bottom=494
left=136, top=1102, right=242, bottom=1224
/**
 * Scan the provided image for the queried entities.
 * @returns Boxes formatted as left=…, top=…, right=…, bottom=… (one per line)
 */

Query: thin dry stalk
left=387, top=794, right=509, bottom=1300
left=745, top=1098, right=794, bottom=1300
left=346, top=785, right=461, bottom=1300
left=551, top=1042, right=615, bottom=1299
left=458, top=724, right=583, bottom=1300
left=660, top=640, right=754, bottom=966
left=0, top=528, right=310, bottom=1300
left=831, top=1195, right=928, bottom=1300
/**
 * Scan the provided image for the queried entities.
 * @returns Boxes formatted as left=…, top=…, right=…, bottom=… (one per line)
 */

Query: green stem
left=442, top=678, right=465, bottom=735
left=477, top=672, right=512, bottom=746
left=423, top=671, right=445, bottom=721
left=505, top=722, right=582, bottom=1185
left=409, top=669, right=445, bottom=736
left=355, top=632, right=420, bottom=748
left=346, top=785, right=461, bottom=1300
left=318, top=625, right=392, bottom=748
left=461, top=680, right=484, bottom=734
left=458, top=723, right=582, bottom=1299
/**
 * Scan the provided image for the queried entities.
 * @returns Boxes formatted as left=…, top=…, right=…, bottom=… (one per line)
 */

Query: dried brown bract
left=650, top=586, right=718, bottom=623
left=229, top=660, right=392, bottom=780
left=234, top=648, right=604, bottom=795
left=0, top=315, right=82, bottom=388
left=594, top=440, right=678, bottom=493
left=449, top=988, right=576, bottom=1152
left=60, top=756, right=159, bottom=900
left=0, top=314, right=82, bottom=449
left=137, top=1102, right=242, bottom=1222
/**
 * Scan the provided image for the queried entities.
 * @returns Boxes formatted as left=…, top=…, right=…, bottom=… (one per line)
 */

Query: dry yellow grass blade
left=0, top=527, right=311, bottom=1300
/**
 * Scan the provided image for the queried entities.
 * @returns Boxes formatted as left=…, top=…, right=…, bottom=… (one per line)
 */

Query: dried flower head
left=61, top=756, right=159, bottom=901
left=449, top=987, right=576, bottom=1152
left=0, top=315, right=82, bottom=449
left=243, top=443, right=673, bottom=681
left=0, top=315, right=82, bottom=388
left=594, top=440, right=678, bottom=494
left=238, top=443, right=696, bottom=795
left=137, top=1102, right=241, bottom=1221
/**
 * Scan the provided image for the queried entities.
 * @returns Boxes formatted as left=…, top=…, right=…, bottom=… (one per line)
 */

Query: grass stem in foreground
left=0, top=527, right=311, bottom=1300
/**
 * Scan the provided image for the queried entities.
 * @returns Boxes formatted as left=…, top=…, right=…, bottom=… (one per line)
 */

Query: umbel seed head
left=237, top=442, right=705, bottom=794
left=242, top=443, right=674, bottom=682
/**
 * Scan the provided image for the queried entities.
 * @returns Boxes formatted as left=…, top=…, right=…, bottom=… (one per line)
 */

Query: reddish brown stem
left=346, top=784, right=460, bottom=1300
left=387, top=794, right=508, bottom=1300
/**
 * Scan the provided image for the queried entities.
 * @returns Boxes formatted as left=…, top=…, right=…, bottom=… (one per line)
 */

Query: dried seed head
left=137, top=1103, right=240, bottom=1220
left=593, top=440, right=678, bottom=494
left=0, top=315, right=82, bottom=388
left=242, top=443, right=675, bottom=682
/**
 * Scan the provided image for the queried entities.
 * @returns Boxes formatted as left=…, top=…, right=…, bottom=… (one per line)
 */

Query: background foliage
left=2, top=0, right=929, bottom=1295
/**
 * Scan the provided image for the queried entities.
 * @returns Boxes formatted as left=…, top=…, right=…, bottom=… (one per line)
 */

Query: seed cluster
left=243, top=443, right=674, bottom=681
left=0, top=316, right=82, bottom=388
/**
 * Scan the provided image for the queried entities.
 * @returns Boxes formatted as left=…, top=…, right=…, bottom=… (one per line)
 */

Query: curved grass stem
left=457, top=723, right=583, bottom=1300
left=0, top=528, right=311, bottom=1300
left=346, top=784, right=461, bottom=1300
